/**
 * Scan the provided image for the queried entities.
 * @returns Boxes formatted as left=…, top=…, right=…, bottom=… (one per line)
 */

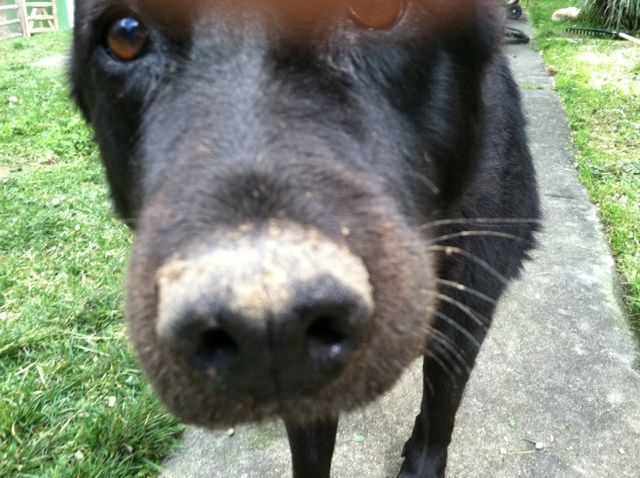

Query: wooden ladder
left=21, top=0, right=59, bottom=36
left=1, top=0, right=59, bottom=38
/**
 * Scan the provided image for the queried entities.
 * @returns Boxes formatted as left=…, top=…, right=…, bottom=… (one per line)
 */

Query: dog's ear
left=416, top=0, right=503, bottom=70
left=69, top=1, right=93, bottom=122
left=69, top=61, right=92, bottom=123
left=443, top=0, right=503, bottom=69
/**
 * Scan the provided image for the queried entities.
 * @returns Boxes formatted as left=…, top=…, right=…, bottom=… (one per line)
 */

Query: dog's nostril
left=307, top=315, right=351, bottom=361
left=195, top=329, right=238, bottom=365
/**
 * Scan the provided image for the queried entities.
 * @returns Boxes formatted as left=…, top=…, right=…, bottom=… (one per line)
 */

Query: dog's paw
left=397, top=444, right=447, bottom=478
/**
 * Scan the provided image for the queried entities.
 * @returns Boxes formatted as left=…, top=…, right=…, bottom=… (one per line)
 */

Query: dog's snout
left=155, top=226, right=374, bottom=399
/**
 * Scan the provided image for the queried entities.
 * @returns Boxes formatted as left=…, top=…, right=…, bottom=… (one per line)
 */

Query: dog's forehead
left=80, top=0, right=355, bottom=21
left=76, top=0, right=483, bottom=34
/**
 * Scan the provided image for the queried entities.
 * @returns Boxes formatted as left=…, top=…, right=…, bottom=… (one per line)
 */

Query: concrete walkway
left=161, top=20, right=640, bottom=477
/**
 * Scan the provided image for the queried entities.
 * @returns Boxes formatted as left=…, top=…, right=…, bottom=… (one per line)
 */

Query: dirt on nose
left=156, top=223, right=374, bottom=333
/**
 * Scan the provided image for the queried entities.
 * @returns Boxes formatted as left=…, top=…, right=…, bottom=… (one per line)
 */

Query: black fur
left=70, top=1, right=539, bottom=476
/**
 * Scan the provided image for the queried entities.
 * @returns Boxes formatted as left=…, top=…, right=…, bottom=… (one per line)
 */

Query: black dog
left=70, top=1, right=539, bottom=476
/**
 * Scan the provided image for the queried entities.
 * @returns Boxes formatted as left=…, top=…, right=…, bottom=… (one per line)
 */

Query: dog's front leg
left=398, top=284, right=494, bottom=478
left=285, top=416, right=339, bottom=478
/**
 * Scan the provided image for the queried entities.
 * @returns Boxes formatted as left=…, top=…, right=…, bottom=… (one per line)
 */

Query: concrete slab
left=160, top=19, right=640, bottom=478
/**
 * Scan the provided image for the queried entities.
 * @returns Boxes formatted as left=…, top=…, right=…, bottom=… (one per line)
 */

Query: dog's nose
left=155, top=226, right=374, bottom=400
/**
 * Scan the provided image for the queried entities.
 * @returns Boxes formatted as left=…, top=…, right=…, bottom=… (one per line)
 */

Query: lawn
left=0, top=32, right=183, bottom=477
left=527, top=1, right=640, bottom=331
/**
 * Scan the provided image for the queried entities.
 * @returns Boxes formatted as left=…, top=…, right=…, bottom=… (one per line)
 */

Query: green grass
left=0, top=32, right=184, bottom=477
left=527, top=1, right=640, bottom=329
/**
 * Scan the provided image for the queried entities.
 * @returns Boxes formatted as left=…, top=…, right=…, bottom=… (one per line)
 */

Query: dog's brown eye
left=106, top=17, right=148, bottom=62
left=349, top=0, right=405, bottom=30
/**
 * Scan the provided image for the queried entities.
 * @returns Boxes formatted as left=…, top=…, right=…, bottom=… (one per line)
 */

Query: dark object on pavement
left=505, top=26, right=530, bottom=44
left=69, top=1, right=540, bottom=477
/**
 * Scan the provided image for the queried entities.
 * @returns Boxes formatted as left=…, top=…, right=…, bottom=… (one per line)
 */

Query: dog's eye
left=349, top=0, right=405, bottom=30
left=106, top=17, right=149, bottom=62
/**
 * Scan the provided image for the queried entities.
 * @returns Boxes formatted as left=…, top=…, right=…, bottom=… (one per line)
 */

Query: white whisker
left=419, top=217, right=541, bottom=231
left=427, top=307, right=482, bottom=349
left=425, top=349, right=457, bottom=382
left=434, top=293, right=490, bottom=329
left=405, top=170, right=441, bottom=195
left=427, top=245, right=508, bottom=284
left=427, top=329, right=471, bottom=375
left=436, top=279, right=497, bottom=305
left=428, top=230, right=532, bottom=245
